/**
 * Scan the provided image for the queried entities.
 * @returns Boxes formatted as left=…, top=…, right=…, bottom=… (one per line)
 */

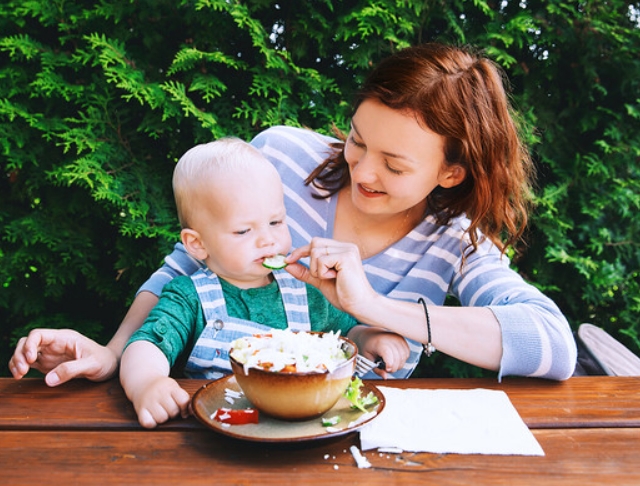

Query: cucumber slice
left=321, top=415, right=341, bottom=427
left=262, top=254, right=287, bottom=269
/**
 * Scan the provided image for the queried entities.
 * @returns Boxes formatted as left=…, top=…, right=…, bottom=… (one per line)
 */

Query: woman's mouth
left=357, top=183, right=385, bottom=198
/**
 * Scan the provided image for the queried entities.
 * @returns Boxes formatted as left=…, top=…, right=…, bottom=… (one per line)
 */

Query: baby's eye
left=235, top=228, right=250, bottom=235
left=270, top=219, right=284, bottom=227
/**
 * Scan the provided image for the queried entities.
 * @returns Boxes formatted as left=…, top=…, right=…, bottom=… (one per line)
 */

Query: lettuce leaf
left=343, top=377, right=378, bottom=413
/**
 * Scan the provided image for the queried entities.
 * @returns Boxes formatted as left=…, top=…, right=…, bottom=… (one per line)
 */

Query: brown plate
left=191, top=375, right=385, bottom=443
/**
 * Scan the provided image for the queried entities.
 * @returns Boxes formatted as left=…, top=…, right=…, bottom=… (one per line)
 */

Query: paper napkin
left=359, top=387, right=544, bottom=456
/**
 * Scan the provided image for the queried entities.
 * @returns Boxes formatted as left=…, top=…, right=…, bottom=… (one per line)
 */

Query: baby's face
left=193, top=165, right=291, bottom=289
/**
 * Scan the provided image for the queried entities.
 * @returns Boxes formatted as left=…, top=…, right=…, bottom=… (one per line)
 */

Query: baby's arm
left=346, top=325, right=410, bottom=379
left=120, top=340, right=191, bottom=428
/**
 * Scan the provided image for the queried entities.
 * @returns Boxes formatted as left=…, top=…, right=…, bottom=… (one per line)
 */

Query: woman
left=9, top=43, right=577, bottom=385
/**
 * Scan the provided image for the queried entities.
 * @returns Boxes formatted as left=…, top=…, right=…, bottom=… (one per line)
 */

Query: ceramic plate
left=191, top=375, right=385, bottom=442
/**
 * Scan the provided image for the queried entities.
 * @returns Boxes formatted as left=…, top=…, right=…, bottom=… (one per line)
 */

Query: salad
left=230, top=329, right=349, bottom=374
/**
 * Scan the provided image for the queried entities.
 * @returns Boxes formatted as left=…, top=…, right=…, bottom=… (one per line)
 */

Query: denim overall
left=184, top=268, right=311, bottom=379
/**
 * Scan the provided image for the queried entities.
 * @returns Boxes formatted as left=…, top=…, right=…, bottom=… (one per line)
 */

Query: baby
left=119, top=138, right=408, bottom=428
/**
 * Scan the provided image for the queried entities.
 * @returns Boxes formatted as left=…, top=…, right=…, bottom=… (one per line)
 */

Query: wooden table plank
left=2, top=376, right=639, bottom=430
left=3, top=377, right=640, bottom=484
left=2, top=428, right=639, bottom=485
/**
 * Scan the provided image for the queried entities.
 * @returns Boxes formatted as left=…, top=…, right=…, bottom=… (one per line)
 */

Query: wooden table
left=2, top=376, right=640, bottom=485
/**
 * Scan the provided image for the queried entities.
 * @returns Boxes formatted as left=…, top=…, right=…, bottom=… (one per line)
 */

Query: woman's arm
left=286, top=237, right=576, bottom=380
left=289, top=249, right=502, bottom=370
left=106, top=291, right=160, bottom=362
left=354, top=295, right=502, bottom=371
left=9, top=243, right=202, bottom=385
left=9, top=291, right=159, bottom=385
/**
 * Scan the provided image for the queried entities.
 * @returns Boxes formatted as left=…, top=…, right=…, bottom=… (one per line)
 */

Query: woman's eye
left=386, top=164, right=403, bottom=175
left=348, top=135, right=365, bottom=148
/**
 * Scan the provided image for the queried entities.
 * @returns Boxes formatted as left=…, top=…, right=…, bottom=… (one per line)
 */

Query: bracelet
left=418, top=298, right=436, bottom=357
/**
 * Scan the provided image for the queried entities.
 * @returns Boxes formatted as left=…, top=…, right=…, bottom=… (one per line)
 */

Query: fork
left=355, top=354, right=386, bottom=377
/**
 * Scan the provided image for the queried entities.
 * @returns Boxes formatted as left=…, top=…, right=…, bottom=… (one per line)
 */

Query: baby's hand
left=358, top=329, right=410, bottom=379
left=132, top=376, right=191, bottom=428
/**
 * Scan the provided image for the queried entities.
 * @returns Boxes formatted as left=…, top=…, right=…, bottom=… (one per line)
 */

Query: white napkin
left=359, top=387, right=544, bottom=456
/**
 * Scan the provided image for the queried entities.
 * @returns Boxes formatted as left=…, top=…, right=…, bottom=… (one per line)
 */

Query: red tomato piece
left=212, top=408, right=259, bottom=425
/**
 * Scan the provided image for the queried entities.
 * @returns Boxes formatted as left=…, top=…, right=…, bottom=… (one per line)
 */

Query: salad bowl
left=229, top=330, right=357, bottom=421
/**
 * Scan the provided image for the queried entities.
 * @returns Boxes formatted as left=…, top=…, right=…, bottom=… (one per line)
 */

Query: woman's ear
left=181, top=228, right=208, bottom=261
left=438, top=164, right=467, bottom=189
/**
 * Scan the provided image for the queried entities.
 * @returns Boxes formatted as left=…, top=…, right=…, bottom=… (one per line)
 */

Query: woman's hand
left=285, top=237, right=377, bottom=316
left=8, top=329, right=118, bottom=386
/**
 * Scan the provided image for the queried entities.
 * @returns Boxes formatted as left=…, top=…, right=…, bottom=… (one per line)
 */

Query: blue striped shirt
left=139, top=126, right=577, bottom=380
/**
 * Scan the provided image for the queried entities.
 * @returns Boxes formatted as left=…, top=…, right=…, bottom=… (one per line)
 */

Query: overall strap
left=185, top=269, right=270, bottom=379
left=184, top=268, right=310, bottom=379
left=272, top=269, right=311, bottom=332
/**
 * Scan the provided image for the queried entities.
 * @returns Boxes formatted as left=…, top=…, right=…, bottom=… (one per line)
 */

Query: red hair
left=307, top=43, right=534, bottom=257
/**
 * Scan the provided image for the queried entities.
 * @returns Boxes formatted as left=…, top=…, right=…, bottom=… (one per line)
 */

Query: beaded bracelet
left=418, top=297, right=436, bottom=357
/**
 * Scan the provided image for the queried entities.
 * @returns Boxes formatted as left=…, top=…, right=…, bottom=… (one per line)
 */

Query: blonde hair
left=172, top=138, right=268, bottom=228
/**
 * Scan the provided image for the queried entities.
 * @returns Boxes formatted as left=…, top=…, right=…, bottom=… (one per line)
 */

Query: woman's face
left=344, top=99, right=462, bottom=218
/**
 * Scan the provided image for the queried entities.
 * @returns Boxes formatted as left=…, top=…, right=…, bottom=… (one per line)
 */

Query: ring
left=325, top=246, right=329, bottom=256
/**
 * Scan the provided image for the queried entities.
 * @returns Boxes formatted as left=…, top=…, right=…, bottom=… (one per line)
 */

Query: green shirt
left=128, top=275, right=357, bottom=369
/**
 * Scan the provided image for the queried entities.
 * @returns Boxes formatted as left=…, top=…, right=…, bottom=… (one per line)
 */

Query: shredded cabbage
left=230, top=329, right=349, bottom=373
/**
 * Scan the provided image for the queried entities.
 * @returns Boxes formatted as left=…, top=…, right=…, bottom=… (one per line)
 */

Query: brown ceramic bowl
left=229, top=333, right=357, bottom=421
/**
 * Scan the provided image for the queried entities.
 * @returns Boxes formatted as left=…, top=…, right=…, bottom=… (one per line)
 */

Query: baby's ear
left=181, top=228, right=208, bottom=260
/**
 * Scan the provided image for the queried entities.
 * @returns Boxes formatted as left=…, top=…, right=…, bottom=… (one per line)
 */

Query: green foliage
left=505, top=1, right=640, bottom=356
left=1, top=0, right=639, bottom=377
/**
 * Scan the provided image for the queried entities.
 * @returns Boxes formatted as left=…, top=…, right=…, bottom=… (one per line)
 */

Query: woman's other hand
left=9, top=329, right=118, bottom=386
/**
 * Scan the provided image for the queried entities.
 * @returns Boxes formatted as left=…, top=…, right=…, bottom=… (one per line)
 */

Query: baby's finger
left=138, top=408, right=160, bottom=429
left=172, top=387, right=192, bottom=419
left=372, top=367, right=389, bottom=379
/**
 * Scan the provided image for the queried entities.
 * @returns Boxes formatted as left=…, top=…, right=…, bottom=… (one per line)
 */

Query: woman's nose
left=351, top=152, right=377, bottom=182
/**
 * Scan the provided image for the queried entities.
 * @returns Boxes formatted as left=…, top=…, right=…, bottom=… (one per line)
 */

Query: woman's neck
left=334, top=188, right=425, bottom=259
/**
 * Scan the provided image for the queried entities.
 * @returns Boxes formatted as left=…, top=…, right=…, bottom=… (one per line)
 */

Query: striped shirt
left=139, top=126, right=577, bottom=380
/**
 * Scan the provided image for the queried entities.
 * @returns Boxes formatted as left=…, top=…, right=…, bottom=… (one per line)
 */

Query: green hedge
left=2, top=1, right=639, bottom=378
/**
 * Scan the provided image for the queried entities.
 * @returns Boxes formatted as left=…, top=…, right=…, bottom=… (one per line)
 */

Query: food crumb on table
left=350, top=445, right=372, bottom=469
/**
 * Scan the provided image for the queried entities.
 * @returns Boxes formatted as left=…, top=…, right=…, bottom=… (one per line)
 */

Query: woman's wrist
left=345, top=293, right=391, bottom=329
left=417, top=298, right=436, bottom=357
left=348, top=294, right=431, bottom=344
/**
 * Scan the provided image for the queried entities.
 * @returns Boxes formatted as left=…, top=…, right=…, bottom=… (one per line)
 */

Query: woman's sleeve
left=137, top=243, right=204, bottom=297
left=451, top=250, right=578, bottom=381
